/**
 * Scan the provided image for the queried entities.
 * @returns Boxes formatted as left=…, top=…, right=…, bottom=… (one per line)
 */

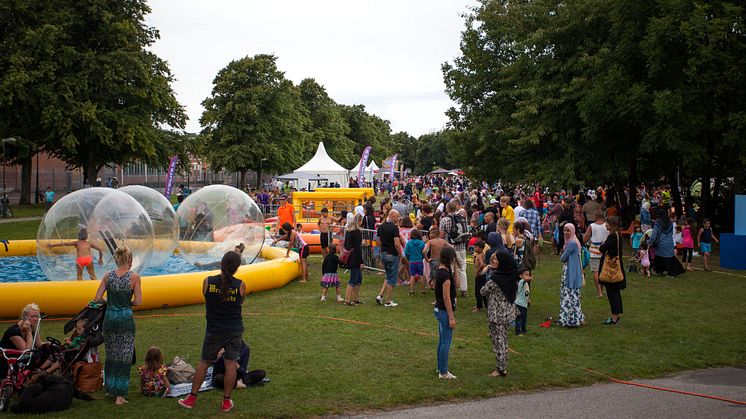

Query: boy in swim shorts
left=317, top=207, right=333, bottom=258
left=47, top=228, right=104, bottom=280
left=697, top=219, right=719, bottom=272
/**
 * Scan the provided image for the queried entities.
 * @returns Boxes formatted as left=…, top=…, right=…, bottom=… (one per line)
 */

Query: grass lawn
left=1, top=241, right=744, bottom=417
left=0, top=220, right=42, bottom=240
left=3, top=203, right=47, bottom=219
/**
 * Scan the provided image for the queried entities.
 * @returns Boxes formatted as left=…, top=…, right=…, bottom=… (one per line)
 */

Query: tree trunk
left=19, top=156, right=32, bottom=205
left=670, top=171, right=682, bottom=219
left=257, top=167, right=263, bottom=188
left=700, top=137, right=714, bottom=220
left=627, top=157, right=638, bottom=225
left=239, top=170, right=246, bottom=190
left=84, top=163, right=101, bottom=187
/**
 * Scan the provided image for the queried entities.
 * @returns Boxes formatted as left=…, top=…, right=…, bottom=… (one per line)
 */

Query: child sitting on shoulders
left=515, top=267, right=532, bottom=336
left=139, top=346, right=170, bottom=397
left=320, top=245, right=343, bottom=302
left=638, top=241, right=651, bottom=278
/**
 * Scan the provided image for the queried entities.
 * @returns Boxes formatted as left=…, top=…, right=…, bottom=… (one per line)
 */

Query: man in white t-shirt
left=354, top=199, right=365, bottom=217
left=514, top=198, right=525, bottom=219
left=582, top=210, right=607, bottom=298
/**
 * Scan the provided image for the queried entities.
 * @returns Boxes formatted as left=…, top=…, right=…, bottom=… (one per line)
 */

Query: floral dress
left=558, top=264, right=585, bottom=327
left=481, top=278, right=516, bottom=373
left=138, top=365, right=169, bottom=397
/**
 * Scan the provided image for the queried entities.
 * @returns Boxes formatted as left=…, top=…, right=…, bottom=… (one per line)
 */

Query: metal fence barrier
left=329, top=224, right=429, bottom=273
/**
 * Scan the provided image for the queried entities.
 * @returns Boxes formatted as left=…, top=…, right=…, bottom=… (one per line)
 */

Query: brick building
left=1, top=153, right=261, bottom=202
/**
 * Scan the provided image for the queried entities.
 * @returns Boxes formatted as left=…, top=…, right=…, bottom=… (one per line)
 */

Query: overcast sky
left=146, top=0, right=477, bottom=137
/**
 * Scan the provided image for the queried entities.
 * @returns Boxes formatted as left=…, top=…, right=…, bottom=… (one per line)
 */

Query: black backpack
left=446, top=214, right=470, bottom=245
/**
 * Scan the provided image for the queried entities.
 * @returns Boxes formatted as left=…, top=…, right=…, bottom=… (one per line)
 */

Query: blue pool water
left=0, top=255, right=262, bottom=283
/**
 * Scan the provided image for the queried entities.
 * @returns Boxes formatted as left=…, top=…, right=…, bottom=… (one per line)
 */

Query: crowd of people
left=297, top=174, right=717, bottom=379
left=1, top=173, right=720, bottom=412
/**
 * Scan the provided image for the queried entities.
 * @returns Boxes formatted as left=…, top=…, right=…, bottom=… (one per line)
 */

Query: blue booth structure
left=720, top=195, right=746, bottom=270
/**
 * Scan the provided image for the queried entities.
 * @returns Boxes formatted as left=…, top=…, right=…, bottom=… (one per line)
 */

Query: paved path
left=0, top=216, right=42, bottom=224
left=349, top=366, right=746, bottom=418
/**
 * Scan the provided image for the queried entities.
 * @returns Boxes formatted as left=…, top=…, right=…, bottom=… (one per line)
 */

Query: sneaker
left=603, top=318, right=618, bottom=325
left=375, top=295, right=383, bottom=305
left=344, top=301, right=356, bottom=306
left=178, top=394, right=197, bottom=409
left=384, top=301, right=398, bottom=307
left=438, top=372, right=457, bottom=379
left=320, top=296, right=327, bottom=302
left=336, top=295, right=344, bottom=302
left=221, top=398, right=234, bottom=412
left=354, top=300, right=365, bottom=305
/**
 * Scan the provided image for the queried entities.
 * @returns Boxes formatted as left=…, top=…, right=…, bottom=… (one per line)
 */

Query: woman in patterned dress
left=558, top=223, right=585, bottom=327
left=480, top=233, right=519, bottom=378
left=94, top=246, right=142, bottom=405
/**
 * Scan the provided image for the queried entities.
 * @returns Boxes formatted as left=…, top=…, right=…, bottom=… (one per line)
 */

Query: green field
left=1, top=237, right=744, bottom=417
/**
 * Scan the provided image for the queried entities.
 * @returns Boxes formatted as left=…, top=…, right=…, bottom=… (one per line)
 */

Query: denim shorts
left=201, top=332, right=243, bottom=362
left=381, top=252, right=400, bottom=286
left=700, top=243, right=712, bottom=254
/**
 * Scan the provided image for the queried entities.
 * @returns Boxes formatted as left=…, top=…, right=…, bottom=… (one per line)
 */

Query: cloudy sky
left=146, top=0, right=477, bottom=137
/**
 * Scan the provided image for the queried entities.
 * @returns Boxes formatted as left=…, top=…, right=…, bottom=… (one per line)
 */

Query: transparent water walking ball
left=120, top=185, right=178, bottom=267
left=176, top=185, right=265, bottom=266
left=36, top=188, right=154, bottom=281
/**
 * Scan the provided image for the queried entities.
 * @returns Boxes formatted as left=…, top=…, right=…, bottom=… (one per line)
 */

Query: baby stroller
left=47, top=304, right=106, bottom=392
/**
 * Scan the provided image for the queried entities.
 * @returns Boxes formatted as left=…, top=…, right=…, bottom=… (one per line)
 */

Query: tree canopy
left=0, top=0, right=187, bottom=200
left=200, top=54, right=310, bottom=187
left=443, top=0, right=746, bottom=214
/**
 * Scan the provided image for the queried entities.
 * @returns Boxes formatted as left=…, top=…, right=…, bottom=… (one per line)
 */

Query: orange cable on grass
left=557, top=360, right=746, bottom=406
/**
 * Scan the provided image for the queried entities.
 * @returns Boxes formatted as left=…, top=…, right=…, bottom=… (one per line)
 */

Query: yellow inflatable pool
left=0, top=240, right=301, bottom=318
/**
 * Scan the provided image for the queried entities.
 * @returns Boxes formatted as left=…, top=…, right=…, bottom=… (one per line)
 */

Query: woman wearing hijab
left=558, top=223, right=585, bottom=327
left=480, top=233, right=518, bottom=377
left=648, top=208, right=685, bottom=277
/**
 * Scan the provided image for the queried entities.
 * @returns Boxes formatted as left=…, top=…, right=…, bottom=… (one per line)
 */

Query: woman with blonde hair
left=0, top=303, right=48, bottom=376
left=94, top=246, right=142, bottom=405
left=498, top=217, right=514, bottom=250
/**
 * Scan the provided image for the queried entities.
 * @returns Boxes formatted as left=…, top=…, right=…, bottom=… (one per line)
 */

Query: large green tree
left=200, top=54, right=310, bottom=187
left=298, top=79, right=355, bottom=168
left=443, top=0, right=746, bottom=218
left=339, top=104, right=394, bottom=164
left=0, top=0, right=63, bottom=202
left=0, top=0, right=186, bottom=196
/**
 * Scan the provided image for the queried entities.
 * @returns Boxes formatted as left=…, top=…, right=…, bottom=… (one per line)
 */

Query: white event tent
left=349, top=159, right=381, bottom=184
left=350, top=160, right=371, bottom=183
left=291, top=142, right=349, bottom=190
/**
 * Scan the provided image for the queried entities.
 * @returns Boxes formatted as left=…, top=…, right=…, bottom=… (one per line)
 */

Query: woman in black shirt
left=343, top=214, right=365, bottom=306
left=434, top=246, right=458, bottom=379
left=599, top=216, right=626, bottom=325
